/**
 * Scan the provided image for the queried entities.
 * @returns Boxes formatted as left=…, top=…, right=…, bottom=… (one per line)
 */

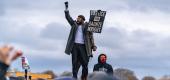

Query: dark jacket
left=64, top=10, right=96, bottom=57
left=93, top=54, right=113, bottom=76
left=0, top=61, right=9, bottom=80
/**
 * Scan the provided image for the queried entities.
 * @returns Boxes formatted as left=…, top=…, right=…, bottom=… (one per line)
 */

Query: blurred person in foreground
left=0, top=45, right=23, bottom=80
left=55, top=72, right=118, bottom=80
left=88, top=72, right=118, bottom=80
left=93, top=54, right=113, bottom=76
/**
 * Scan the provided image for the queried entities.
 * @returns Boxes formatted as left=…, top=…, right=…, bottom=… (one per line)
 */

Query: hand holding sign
left=88, top=10, right=106, bottom=33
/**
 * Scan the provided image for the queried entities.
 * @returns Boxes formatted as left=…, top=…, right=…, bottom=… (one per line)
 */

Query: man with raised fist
left=64, top=1, right=97, bottom=80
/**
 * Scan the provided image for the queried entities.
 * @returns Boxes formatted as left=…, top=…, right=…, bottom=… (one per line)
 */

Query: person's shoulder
left=106, top=63, right=112, bottom=67
left=94, top=63, right=100, bottom=67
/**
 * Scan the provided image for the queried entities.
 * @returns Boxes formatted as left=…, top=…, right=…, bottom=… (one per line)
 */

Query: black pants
left=71, top=43, right=89, bottom=79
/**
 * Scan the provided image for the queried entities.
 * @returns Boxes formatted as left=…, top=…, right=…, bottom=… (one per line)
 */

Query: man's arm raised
left=64, top=1, right=74, bottom=26
left=65, top=10, right=74, bottom=26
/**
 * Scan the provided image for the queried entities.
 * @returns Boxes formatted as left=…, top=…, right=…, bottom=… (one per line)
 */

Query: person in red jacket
left=0, top=45, right=22, bottom=80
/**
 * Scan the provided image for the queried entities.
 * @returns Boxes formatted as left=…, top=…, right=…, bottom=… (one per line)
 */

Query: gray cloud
left=41, top=22, right=69, bottom=40
left=0, top=0, right=5, bottom=16
left=4, top=0, right=64, bottom=10
left=125, top=0, right=170, bottom=12
left=3, top=0, right=170, bottom=12
left=95, top=27, right=127, bottom=49
left=0, top=22, right=60, bottom=51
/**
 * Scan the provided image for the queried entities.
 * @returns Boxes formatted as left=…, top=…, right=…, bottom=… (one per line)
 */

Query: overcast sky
left=1, top=0, right=170, bottom=79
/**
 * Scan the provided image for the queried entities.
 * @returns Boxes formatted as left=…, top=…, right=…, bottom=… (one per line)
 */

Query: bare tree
left=114, top=68, right=138, bottom=80
left=159, top=75, right=170, bottom=80
left=142, top=76, right=156, bottom=80
left=42, top=70, right=57, bottom=79
left=60, top=71, right=72, bottom=77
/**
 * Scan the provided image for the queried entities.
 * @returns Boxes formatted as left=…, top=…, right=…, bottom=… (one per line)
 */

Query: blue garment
left=0, top=61, right=9, bottom=80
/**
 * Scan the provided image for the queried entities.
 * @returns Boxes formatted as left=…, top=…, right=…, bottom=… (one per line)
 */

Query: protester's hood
left=98, top=54, right=107, bottom=64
